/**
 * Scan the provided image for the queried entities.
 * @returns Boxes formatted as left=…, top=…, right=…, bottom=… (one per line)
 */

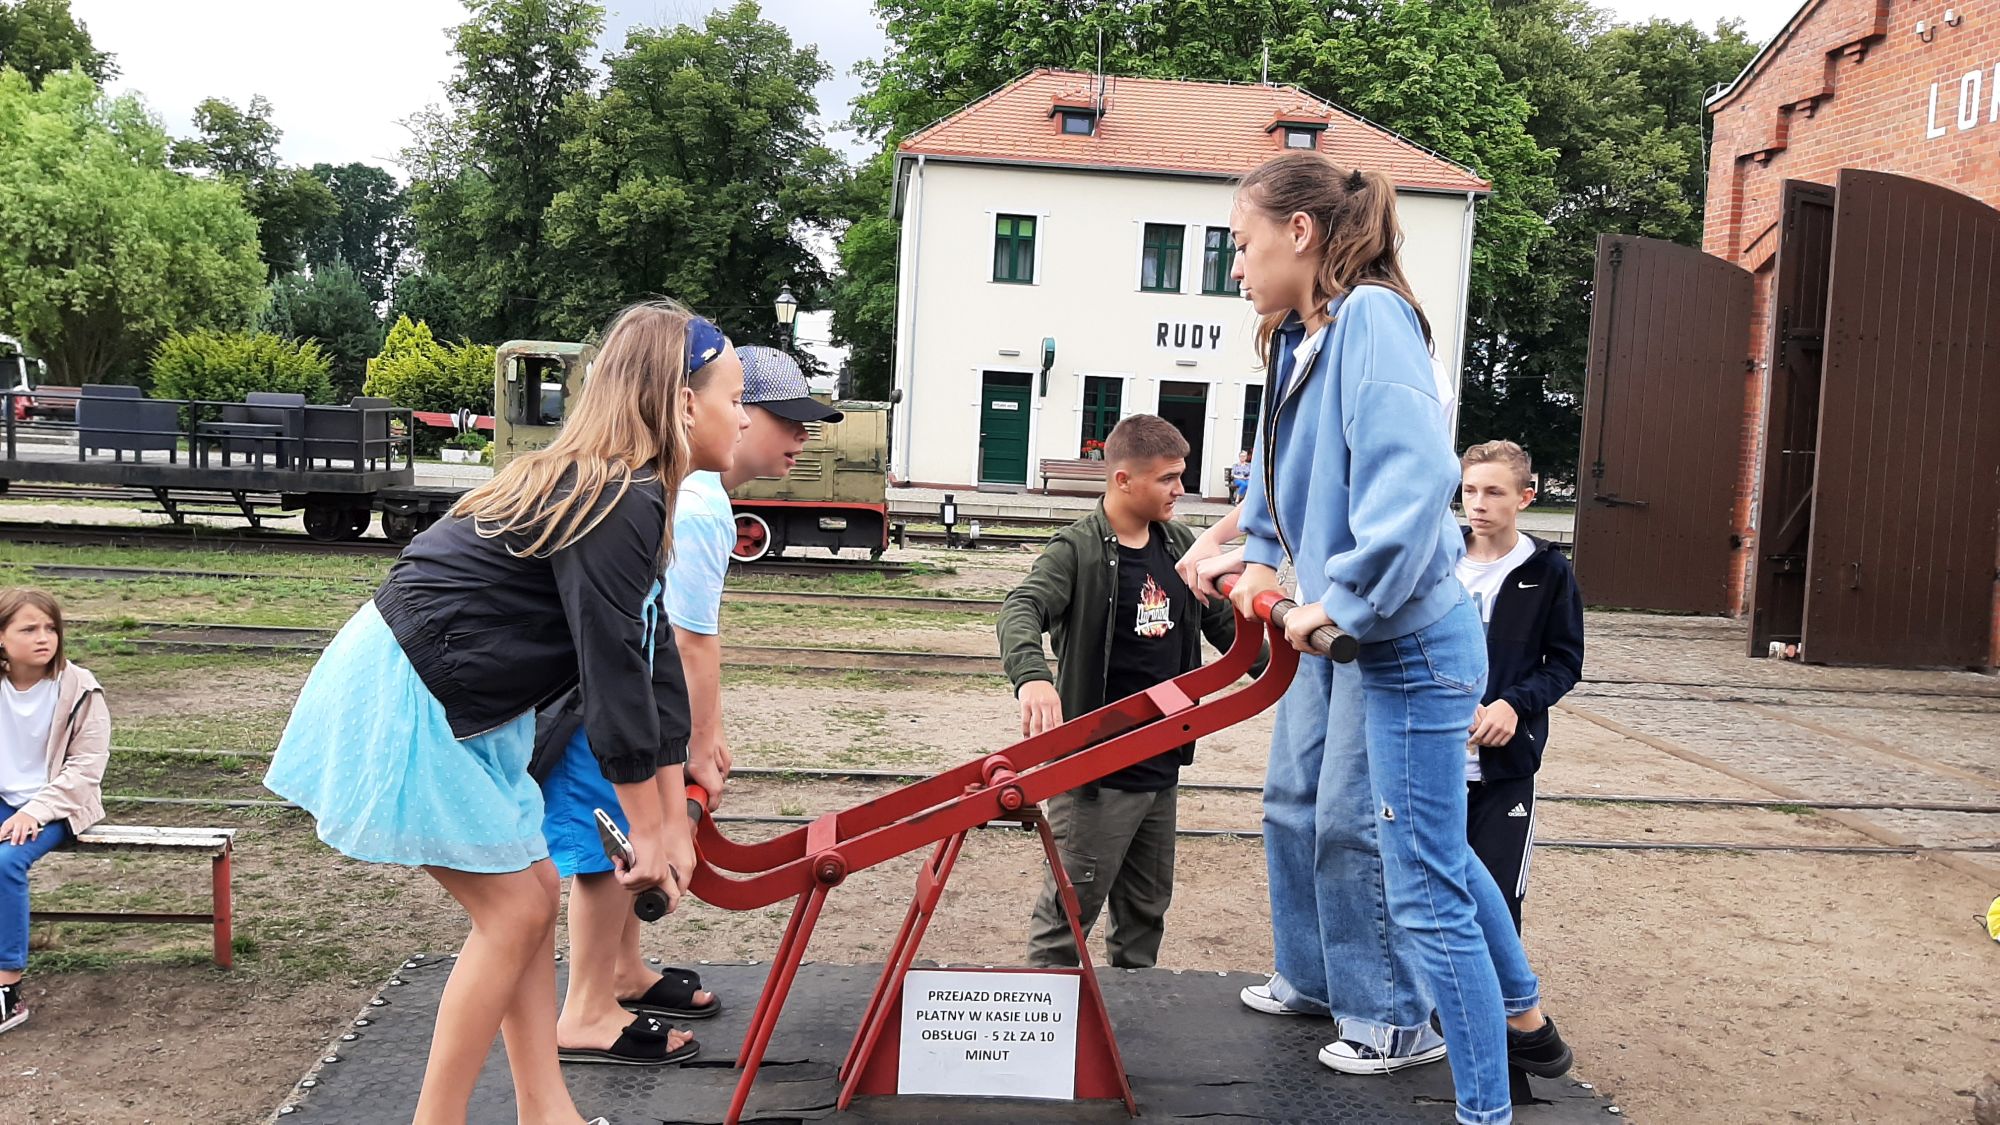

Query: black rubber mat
left=273, top=956, right=1616, bottom=1124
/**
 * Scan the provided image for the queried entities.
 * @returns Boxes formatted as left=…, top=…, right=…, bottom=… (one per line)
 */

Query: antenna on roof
left=1261, top=43, right=1270, bottom=85
left=1095, top=28, right=1106, bottom=118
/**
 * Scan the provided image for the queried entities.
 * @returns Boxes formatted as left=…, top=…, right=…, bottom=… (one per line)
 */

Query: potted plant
left=1080, top=438, right=1105, bottom=460
left=442, top=430, right=489, bottom=464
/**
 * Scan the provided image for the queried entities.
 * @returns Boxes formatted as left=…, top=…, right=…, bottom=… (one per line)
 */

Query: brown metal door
left=1575, top=235, right=1753, bottom=612
left=1748, top=181, right=1836, bottom=656
left=1805, top=170, right=2000, bottom=667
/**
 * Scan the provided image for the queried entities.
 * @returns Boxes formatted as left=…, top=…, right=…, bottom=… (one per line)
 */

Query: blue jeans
left=1357, top=593, right=1541, bottom=1125
left=0, top=800, right=70, bottom=972
left=1263, top=650, right=1439, bottom=1054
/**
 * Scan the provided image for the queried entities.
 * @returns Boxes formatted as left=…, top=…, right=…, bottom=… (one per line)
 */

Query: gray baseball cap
left=737, top=345, right=842, bottom=424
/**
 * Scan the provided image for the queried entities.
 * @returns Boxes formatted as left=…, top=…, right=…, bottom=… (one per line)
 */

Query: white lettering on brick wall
left=1925, top=64, right=2000, bottom=139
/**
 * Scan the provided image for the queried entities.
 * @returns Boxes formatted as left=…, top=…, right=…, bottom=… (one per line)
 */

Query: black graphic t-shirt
left=1100, top=531, right=1193, bottom=792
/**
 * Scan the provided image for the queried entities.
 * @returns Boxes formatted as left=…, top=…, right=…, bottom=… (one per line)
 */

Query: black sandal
left=557, top=1014, right=700, bottom=1066
left=621, top=966, right=722, bottom=1020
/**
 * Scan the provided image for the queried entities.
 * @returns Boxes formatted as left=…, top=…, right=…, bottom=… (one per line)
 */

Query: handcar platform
left=270, top=957, right=1615, bottom=1124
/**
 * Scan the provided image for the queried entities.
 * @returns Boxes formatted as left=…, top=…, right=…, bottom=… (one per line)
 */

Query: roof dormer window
left=1060, top=110, right=1096, bottom=136
left=1284, top=127, right=1317, bottom=149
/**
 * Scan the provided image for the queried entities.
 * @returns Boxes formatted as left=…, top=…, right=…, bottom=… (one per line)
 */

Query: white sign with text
left=897, top=970, right=1079, bottom=1099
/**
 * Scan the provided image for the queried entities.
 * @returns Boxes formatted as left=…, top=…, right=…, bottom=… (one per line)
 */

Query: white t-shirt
left=664, top=471, right=735, bottom=636
left=1455, top=535, right=1534, bottom=781
left=0, top=674, right=58, bottom=809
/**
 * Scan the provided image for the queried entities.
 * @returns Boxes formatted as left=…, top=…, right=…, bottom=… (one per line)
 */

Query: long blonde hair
left=453, top=299, right=713, bottom=559
left=1237, top=152, right=1432, bottom=365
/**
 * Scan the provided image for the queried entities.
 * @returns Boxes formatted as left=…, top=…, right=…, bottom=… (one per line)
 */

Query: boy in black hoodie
left=1457, top=441, right=1584, bottom=931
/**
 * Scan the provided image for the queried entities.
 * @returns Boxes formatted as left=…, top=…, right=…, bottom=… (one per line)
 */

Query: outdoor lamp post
left=774, top=286, right=799, bottom=350
left=940, top=493, right=958, bottom=549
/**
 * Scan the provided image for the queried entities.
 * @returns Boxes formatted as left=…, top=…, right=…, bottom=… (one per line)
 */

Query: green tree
left=304, top=162, right=410, bottom=305
left=0, top=72, right=264, bottom=384
left=541, top=1, right=847, bottom=351
left=405, top=0, right=604, bottom=342
left=387, top=269, right=474, bottom=344
left=0, top=0, right=113, bottom=89
left=260, top=263, right=386, bottom=399
left=151, top=330, right=335, bottom=405
left=173, top=94, right=340, bottom=278
left=829, top=155, right=897, bottom=398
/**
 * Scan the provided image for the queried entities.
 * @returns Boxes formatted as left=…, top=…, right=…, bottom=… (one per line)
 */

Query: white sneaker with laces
left=1239, top=979, right=1310, bottom=1016
left=1317, top=1037, right=1448, bottom=1075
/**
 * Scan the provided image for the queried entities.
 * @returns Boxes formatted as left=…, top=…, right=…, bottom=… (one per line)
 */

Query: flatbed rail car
left=0, top=388, right=465, bottom=542
left=491, top=340, right=892, bottom=562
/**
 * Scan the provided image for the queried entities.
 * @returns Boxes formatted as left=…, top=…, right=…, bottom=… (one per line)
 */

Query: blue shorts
left=539, top=729, right=626, bottom=878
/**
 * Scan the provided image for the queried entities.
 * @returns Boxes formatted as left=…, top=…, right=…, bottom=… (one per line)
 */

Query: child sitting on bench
left=0, top=588, right=109, bottom=1035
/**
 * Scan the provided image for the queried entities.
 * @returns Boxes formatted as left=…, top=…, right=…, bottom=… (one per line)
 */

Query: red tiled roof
left=899, top=69, right=1489, bottom=193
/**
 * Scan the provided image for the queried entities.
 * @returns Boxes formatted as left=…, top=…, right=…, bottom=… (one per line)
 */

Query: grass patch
left=1768, top=803, right=1816, bottom=816
left=0, top=541, right=391, bottom=581
left=117, top=709, right=296, bottom=754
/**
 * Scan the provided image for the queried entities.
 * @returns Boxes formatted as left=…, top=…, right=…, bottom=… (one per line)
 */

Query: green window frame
left=1203, top=227, right=1240, bottom=295
left=1240, top=383, right=1263, bottom=458
left=993, top=214, right=1036, bottom=284
left=1081, top=376, right=1123, bottom=447
left=1141, top=223, right=1184, bottom=292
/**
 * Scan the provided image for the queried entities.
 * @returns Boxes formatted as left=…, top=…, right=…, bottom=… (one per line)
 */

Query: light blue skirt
left=265, top=601, right=548, bottom=873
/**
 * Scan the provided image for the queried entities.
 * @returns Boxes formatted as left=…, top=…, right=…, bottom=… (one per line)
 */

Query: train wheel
left=382, top=511, right=419, bottom=544
left=302, top=502, right=345, bottom=543
left=731, top=512, right=775, bottom=562
left=344, top=510, right=372, bottom=541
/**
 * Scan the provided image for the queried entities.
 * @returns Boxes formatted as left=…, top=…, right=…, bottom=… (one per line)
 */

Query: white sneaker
left=1318, top=1037, right=1448, bottom=1075
left=1239, top=980, right=1308, bottom=1016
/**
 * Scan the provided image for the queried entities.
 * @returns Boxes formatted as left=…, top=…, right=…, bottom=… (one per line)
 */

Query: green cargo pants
left=1025, top=784, right=1178, bottom=969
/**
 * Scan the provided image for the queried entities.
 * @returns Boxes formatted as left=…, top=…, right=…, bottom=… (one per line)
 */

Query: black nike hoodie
left=1463, top=532, right=1584, bottom=780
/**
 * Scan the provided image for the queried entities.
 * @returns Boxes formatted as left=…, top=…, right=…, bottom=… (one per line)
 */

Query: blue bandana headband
left=686, top=317, right=728, bottom=375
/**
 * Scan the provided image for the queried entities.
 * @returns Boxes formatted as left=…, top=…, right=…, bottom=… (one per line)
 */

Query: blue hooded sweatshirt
left=1240, top=284, right=1464, bottom=644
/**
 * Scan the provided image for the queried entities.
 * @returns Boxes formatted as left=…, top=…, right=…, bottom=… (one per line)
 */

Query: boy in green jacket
left=1000, top=414, right=1249, bottom=968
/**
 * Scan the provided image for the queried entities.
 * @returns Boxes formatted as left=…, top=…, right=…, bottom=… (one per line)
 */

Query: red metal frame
left=688, top=595, right=1301, bottom=1124
left=29, top=836, right=235, bottom=969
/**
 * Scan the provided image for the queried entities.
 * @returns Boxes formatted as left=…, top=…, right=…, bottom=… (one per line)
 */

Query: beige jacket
left=15, top=663, right=109, bottom=835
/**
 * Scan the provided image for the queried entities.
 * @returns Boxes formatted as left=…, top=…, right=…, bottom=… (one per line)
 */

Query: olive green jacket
left=997, top=506, right=1254, bottom=750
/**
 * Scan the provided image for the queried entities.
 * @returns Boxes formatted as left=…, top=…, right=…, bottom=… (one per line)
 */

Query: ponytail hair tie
left=1346, top=168, right=1366, bottom=192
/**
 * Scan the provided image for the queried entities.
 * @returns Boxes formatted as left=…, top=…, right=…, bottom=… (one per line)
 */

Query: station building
left=887, top=69, right=1487, bottom=498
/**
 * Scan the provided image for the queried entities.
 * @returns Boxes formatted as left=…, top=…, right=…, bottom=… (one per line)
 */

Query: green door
left=978, top=372, right=1032, bottom=485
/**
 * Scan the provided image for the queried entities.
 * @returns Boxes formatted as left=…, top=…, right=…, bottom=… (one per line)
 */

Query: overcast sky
left=72, top=0, right=1793, bottom=170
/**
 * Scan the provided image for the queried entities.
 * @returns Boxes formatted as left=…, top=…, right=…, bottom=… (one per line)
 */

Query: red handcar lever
left=1217, top=573, right=1358, bottom=663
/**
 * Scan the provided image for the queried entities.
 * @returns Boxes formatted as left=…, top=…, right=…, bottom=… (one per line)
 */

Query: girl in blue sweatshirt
left=1214, top=153, right=1571, bottom=1125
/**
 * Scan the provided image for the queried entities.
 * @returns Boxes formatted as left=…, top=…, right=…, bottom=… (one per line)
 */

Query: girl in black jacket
left=265, top=300, right=748, bottom=1125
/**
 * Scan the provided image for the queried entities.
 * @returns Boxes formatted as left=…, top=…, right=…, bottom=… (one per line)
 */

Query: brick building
left=1704, top=0, right=2000, bottom=623
left=1576, top=0, right=2000, bottom=669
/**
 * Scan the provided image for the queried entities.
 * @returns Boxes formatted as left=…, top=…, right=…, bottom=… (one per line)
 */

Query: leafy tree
left=151, top=329, right=335, bottom=405
left=387, top=269, right=475, bottom=344
left=173, top=94, right=339, bottom=278
left=304, top=162, right=410, bottom=305
left=260, top=263, right=385, bottom=399
left=363, top=315, right=495, bottom=454
left=0, top=0, right=113, bottom=89
left=540, top=1, right=848, bottom=351
left=0, top=72, right=264, bottom=385
left=829, top=155, right=897, bottom=398
left=405, top=0, right=604, bottom=342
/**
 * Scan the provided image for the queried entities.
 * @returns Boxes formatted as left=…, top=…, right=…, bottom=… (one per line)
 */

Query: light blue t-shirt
left=664, top=471, right=734, bottom=635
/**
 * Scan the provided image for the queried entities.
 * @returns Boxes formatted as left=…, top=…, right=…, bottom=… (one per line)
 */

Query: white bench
left=31, top=825, right=237, bottom=968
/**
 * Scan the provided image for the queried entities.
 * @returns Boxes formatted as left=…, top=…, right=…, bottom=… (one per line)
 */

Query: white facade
left=890, top=159, right=1479, bottom=496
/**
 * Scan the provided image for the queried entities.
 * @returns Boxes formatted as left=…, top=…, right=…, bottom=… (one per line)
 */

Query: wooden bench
left=1038, top=458, right=1108, bottom=491
left=31, top=825, right=237, bottom=968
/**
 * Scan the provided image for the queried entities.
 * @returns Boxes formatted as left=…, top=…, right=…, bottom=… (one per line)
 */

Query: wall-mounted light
left=1174, top=359, right=1198, bottom=367
left=1944, top=8, right=1962, bottom=26
left=1916, top=18, right=1935, bottom=41
left=998, top=348, right=1021, bottom=357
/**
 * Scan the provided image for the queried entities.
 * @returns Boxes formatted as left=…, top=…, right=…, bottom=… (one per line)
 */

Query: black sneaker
left=1506, top=1015, right=1572, bottom=1077
left=0, top=982, right=26, bottom=1034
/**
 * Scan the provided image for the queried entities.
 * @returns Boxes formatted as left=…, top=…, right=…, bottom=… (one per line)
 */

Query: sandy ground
left=0, top=532, right=1995, bottom=1123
